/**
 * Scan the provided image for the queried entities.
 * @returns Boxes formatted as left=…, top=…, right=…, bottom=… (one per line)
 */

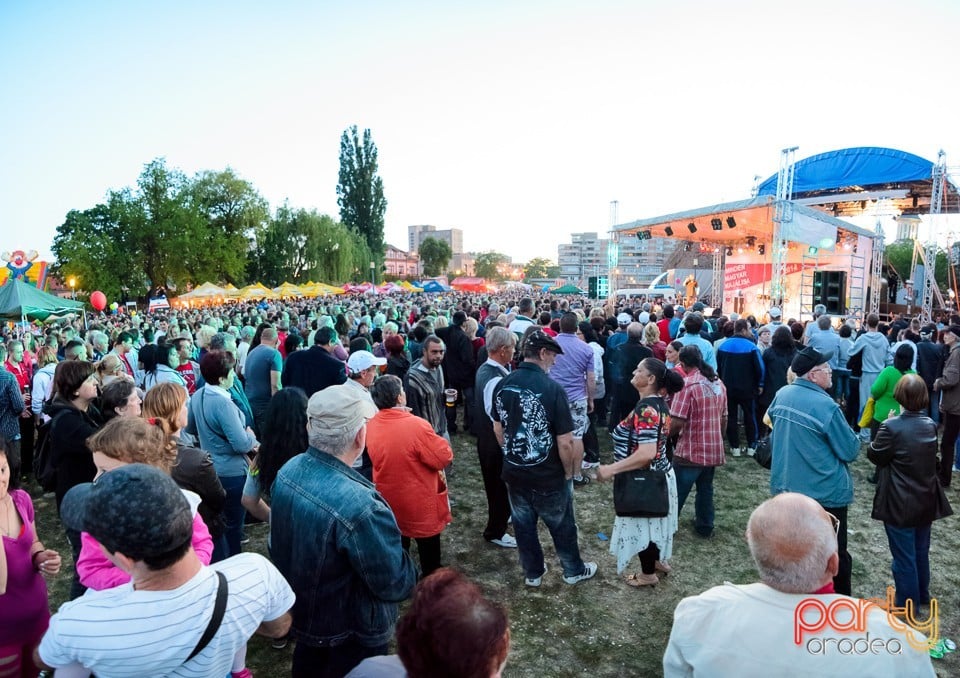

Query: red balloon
left=90, top=291, right=107, bottom=311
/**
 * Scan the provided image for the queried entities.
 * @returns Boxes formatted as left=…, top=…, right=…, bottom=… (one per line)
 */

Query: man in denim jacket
left=270, top=384, right=417, bottom=678
left=768, top=346, right=860, bottom=596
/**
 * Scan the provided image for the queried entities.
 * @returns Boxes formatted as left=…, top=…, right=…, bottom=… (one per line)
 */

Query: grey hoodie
left=849, top=330, right=889, bottom=373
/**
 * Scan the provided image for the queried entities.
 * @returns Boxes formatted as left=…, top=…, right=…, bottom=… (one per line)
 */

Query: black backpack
left=32, top=413, right=62, bottom=492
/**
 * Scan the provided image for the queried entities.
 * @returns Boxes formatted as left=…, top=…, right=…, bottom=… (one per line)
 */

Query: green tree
left=523, top=257, right=560, bottom=280
left=52, top=157, right=271, bottom=298
left=418, top=237, right=452, bottom=277
left=885, top=240, right=947, bottom=289
left=248, top=205, right=374, bottom=286
left=185, top=168, right=269, bottom=284
left=474, top=251, right=511, bottom=281
left=337, top=126, right=387, bottom=267
left=51, top=200, right=147, bottom=303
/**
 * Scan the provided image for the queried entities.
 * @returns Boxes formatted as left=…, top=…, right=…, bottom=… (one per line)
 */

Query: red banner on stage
left=724, top=262, right=804, bottom=290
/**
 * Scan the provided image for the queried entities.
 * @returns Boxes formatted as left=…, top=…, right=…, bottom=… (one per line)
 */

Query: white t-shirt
left=39, top=553, right=295, bottom=678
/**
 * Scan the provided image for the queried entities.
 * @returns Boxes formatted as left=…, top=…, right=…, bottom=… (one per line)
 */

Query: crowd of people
left=0, top=289, right=955, bottom=675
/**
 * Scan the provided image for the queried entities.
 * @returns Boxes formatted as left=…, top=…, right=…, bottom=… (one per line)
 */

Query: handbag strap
left=187, top=571, right=228, bottom=662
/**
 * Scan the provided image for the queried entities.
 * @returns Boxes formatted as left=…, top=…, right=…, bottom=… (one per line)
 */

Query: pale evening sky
left=1, top=0, right=958, bottom=265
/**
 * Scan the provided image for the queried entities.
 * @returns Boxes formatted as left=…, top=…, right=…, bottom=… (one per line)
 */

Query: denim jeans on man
left=507, top=481, right=585, bottom=579
left=674, top=465, right=715, bottom=537
left=883, top=523, right=932, bottom=607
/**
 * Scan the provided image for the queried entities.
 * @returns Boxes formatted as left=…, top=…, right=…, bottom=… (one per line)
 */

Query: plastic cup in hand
left=445, top=389, right=457, bottom=407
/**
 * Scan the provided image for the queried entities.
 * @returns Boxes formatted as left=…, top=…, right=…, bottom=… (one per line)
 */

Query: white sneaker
left=730, top=447, right=742, bottom=457
left=563, top=562, right=598, bottom=585
left=489, top=534, right=517, bottom=548
left=746, top=447, right=757, bottom=457
left=525, top=564, right=547, bottom=587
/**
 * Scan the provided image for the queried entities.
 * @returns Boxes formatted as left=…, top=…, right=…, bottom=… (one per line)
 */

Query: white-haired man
left=663, top=493, right=935, bottom=676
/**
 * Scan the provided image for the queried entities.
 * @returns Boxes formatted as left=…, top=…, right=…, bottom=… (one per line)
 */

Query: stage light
left=758, top=244, right=766, bottom=255
left=726, top=217, right=737, bottom=229
left=711, top=218, right=723, bottom=231
left=737, top=246, right=744, bottom=254
left=725, top=246, right=733, bottom=256
left=637, top=230, right=652, bottom=241
left=746, top=236, right=756, bottom=247
left=687, top=222, right=697, bottom=234
left=665, top=226, right=674, bottom=236
left=808, top=246, right=818, bottom=255
left=684, top=242, right=692, bottom=251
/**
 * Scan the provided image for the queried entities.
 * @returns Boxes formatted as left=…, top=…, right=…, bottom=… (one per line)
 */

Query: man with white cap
left=271, top=384, right=417, bottom=677
left=759, top=307, right=784, bottom=336
left=344, top=349, right=386, bottom=478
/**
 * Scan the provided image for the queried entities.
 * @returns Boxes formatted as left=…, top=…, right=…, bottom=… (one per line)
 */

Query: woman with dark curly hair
left=241, top=387, right=309, bottom=532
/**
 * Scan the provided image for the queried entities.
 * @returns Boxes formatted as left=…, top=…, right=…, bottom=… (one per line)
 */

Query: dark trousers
left=845, top=377, right=861, bottom=429
left=507, top=481, right=585, bottom=579
left=674, top=465, right=715, bottom=537
left=445, top=385, right=475, bottom=434
left=65, top=527, right=87, bottom=600
left=476, top=430, right=511, bottom=542
left=402, top=533, right=442, bottom=577
left=292, top=639, right=388, bottom=678
left=824, top=505, right=852, bottom=596
left=726, top=395, right=758, bottom=449
left=582, top=410, right=600, bottom=465
left=213, top=474, right=247, bottom=562
left=18, top=415, right=34, bottom=483
left=884, top=522, right=932, bottom=607
left=939, top=411, right=960, bottom=487
left=6, top=438, right=21, bottom=490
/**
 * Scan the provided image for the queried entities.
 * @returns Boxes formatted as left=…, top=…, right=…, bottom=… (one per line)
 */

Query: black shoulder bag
left=185, top=571, right=228, bottom=663
left=613, top=399, right=670, bottom=518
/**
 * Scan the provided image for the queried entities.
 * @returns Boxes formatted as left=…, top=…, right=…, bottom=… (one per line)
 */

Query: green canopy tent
left=551, top=284, right=586, bottom=294
left=0, top=278, right=85, bottom=322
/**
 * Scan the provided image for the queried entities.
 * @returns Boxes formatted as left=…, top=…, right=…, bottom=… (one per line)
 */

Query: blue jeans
left=928, top=388, right=941, bottom=425
left=674, top=465, right=715, bottom=537
left=884, top=523, right=932, bottom=607
left=506, top=481, right=585, bottom=579
left=214, top=474, right=247, bottom=562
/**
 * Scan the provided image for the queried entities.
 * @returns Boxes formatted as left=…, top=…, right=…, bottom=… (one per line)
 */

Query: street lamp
left=370, top=261, right=376, bottom=285
left=68, top=276, right=76, bottom=300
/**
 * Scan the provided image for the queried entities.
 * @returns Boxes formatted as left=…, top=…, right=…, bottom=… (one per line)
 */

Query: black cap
left=691, top=302, right=705, bottom=312
left=943, top=325, right=960, bottom=340
left=791, top=346, right=833, bottom=377
left=60, top=464, right=193, bottom=560
left=525, top=329, right=564, bottom=354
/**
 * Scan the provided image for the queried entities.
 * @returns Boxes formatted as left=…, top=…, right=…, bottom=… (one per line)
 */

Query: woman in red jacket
left=366, top=375, right=453, bottom=576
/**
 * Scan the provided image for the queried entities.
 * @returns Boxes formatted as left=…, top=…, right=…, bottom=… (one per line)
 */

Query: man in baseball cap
left=270, top=385, right=417, bottom=675
left=38, top=465, right=294, bottom=676
left=617, top=312, right=632, bottom=327
left=492, top=328, right=598, bottom=587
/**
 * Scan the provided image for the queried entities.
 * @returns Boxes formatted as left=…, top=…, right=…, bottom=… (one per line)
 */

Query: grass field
left=31, top=424, right=960, bottom=677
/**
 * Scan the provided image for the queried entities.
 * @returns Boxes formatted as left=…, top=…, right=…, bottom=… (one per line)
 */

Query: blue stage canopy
left=757, top=147, right=934, bottom=196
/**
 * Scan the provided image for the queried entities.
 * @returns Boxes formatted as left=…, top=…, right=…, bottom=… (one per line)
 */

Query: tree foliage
left=418, top=237, right=452, bottom=277
left=524, top=257, right=561, bottom=281
left=884, top=240, right=948, bottom=289
left=474, top=251, right=511, bottom=281
left=337, top=126, right=387, bottom=266
left=52, top=158, right=267, bottom=298
left=247, top=205, right=373, bottom=286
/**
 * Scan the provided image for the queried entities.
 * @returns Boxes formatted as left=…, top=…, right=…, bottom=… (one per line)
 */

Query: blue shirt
left=768, top=378, right=860, bottom=507
left=678, top=333, right=718, bottom=371
left=243, top=345, right=282, bottom=406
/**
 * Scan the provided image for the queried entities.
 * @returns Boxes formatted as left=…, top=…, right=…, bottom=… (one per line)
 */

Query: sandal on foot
left=625, top=572, right=658, bottom=588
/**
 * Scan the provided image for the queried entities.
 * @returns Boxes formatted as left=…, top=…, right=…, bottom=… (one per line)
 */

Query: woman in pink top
left=75, top=417, right=213, bottom=590
left=0, top=439, right=62, bottom=676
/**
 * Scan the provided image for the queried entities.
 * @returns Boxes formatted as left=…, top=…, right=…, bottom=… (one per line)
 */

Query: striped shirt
left=39, top=553, right=294, bottom=677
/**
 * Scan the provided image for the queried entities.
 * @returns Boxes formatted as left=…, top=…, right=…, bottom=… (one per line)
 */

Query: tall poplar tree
left=336, top=126, right=387, bottom=266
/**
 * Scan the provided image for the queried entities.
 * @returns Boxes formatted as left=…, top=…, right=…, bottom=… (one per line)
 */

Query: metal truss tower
left=921, top=151, right=947, bottom=323
left=770, top=147, right=798, bottom=308
left=869, top=218, right=885, bottom=317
